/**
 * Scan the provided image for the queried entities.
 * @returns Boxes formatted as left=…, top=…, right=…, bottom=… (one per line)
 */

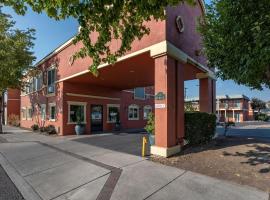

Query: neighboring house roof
left=216, top=94, right=250, bottom=101
left=34, top=35, right=75, bottom=67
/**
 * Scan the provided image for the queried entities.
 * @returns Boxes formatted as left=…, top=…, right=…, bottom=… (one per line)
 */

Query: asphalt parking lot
left=0, top=164, right=24, bottom=200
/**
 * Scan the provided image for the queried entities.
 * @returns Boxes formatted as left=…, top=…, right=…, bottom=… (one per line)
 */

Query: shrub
left=145, top=112, right=154, bottom=135
left=256, top=113, right=269, bottom=122
left=8, top=114, right=20, bottom=127
left=184, top=112, right=216, bottom=145
left=31, top=124, right=39, bottom=131
left=39, top=126, right=46, bottom=132
left=45, top=125, right=57, bottom=135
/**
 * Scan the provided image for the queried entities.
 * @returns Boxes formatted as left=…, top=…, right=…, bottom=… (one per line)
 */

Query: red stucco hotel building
left=216, top=95, right=254, bottom=122
left=7, top=0, right=216, bottom=157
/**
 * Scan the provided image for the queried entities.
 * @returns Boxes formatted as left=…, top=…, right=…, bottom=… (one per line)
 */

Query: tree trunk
left=0, top=95, right=3, bottom=134
left=1, top=91, right=5, bottom=125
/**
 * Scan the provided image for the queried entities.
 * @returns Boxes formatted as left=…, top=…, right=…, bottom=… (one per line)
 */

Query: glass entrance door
left=91, top=105, right=103, bottom=132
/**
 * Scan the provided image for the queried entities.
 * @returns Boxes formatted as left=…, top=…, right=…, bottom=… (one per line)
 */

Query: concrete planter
left=75, top=124, right=85, bottom=135
left=148, top=134, right=155, bottom=146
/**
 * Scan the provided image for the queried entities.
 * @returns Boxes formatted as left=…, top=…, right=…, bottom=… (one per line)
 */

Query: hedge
left=184, top=112, right=217, bottom=145
left=255, top=113, right=270, bottom=122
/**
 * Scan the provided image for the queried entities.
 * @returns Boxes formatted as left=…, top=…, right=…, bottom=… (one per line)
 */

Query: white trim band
left=66, top=93, right=120, bottom=101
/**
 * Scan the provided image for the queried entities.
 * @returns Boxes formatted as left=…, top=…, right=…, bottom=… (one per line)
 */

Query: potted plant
left=75, top=116, right=85, bottom=135
left=145, top=112, right=155, bottom=145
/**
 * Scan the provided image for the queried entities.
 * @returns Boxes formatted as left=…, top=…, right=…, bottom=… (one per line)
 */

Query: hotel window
left=36, top=73, right=43, bottom=91
left=49, top=103, right=56, bottom=121
left=68, top=102, right=86, bottom=123
left=128, top=104, right=139, bottom=120
left=21, top=108, right=26, bottom=120
left=40, top=104, right=46, bottom=121
left=29, top=78, right=34, bottom=93
left=47, top=67, right=56, bottom=94
left=33, top=77, right=37, bottom=92
left=134, top=87, right=145, bottom=100
left=107, top=104, right=120, bottom=123
left=143, top=105, right=152, bottom=120
left=27, top=107, right=33, bottom=120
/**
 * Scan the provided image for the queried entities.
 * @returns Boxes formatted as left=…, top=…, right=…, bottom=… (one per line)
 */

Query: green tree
left=0, top=8, right=35, bottom=133
left=250, top=98, right=266, bottom=113
left=199, top=0, right=270, bottom=90
left=1, top=0, right=195, bottom=75
left=184, top=101, right=198, bottom=112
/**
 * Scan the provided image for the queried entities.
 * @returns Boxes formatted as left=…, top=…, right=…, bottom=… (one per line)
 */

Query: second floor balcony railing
left=217, top=103, right=242, bottom=110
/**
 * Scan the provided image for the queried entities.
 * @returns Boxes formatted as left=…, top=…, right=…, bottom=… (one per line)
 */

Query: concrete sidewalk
left=0, top=126, right=268, bottom=200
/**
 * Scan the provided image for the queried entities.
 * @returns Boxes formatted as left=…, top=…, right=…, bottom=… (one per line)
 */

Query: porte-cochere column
left=199, top=77, right=216, bottom=113
left=151, top=55, right=184, bottom=157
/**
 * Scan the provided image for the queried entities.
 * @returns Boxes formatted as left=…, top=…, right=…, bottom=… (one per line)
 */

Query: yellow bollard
left=142, top=136, right=147, bottom=157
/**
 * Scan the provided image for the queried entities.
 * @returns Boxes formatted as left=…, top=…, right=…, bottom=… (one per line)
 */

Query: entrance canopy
left=65, top=49, right=208, bottom=90
left=63, top=41, right=216, bottom=157
left=67, top=52, right=154, bottom=90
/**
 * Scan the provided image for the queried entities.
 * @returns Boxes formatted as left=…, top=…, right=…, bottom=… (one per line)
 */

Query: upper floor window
left=128, top=104, right=139, bottom=120
left=29, top=78, right=34, bottom=93
left=32, top=78, right=37, bottom=92
left=36, top=73, right=43, bottom=91
left=47, top=68, right=56, bottom=94
left=134, top=87, right=145, bottom=100
left=22, top=73, right=43, bottom=95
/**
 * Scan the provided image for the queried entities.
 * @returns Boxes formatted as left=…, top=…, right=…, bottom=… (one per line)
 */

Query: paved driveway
left=0, top=126, right=268, bottom=200
left=216, top=122, right=270, bottom=139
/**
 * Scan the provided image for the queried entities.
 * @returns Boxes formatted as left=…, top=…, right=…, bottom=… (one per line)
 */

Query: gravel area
left=0, top=164, right=24, bottom=200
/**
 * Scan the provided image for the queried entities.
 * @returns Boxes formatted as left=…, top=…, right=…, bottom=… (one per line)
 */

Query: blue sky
left=2, top=4, right=270, bottom=101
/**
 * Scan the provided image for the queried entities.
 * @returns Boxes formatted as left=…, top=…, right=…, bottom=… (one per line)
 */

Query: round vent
left=176, top=16, right=185, bottom=33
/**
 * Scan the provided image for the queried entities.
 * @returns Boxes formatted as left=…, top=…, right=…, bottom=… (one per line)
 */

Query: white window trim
left=128, top=104, right=140, bottom=120
left=26, top=107, right=33, bottom=121
left=36, top=73, right=43, bottom=91
left=21, top=107, right=26, bottom=120
left=40, top=104, right=46, bottom=121
left=47, top=65, right=56, bottom=96
left=47, top=63, right=56, bottom=70
left=107, top=104, right=120, bottom=123
left=49, top=103, right=56, bottom=121
left=143, top=105, right=152, bottom=120
left=134, top=88, right=145, bottom=100
left=67, top=101, right=87, bottom=124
